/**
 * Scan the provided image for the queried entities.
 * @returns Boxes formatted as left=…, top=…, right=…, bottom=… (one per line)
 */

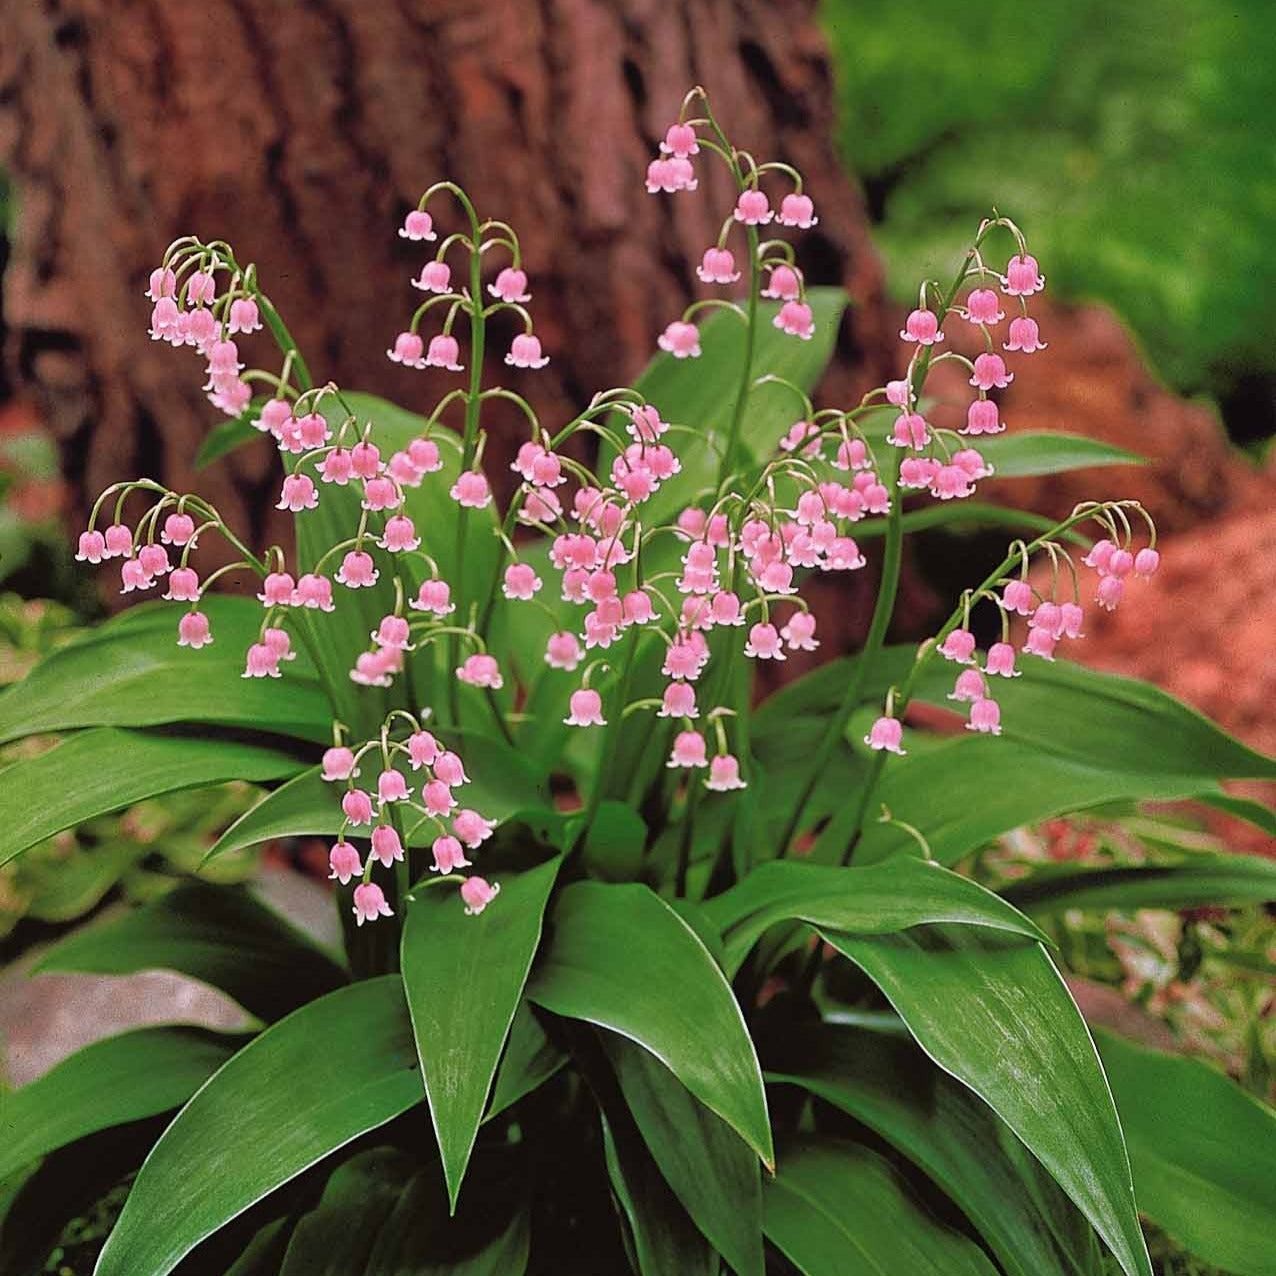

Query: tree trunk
left=0, top=0, right=893, bottom=557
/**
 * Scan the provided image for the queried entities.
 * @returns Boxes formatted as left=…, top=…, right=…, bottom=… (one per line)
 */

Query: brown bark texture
left=0, top=0, right=894, bottom=555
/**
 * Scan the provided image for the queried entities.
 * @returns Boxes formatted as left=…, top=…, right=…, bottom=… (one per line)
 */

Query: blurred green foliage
left=822, top=0, right=1276, bottom=404
left=0, top=595, right=258, bottom=946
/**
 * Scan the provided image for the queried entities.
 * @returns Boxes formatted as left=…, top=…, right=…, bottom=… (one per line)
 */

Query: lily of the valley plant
left=4, top=88, right=1276, bottom=1276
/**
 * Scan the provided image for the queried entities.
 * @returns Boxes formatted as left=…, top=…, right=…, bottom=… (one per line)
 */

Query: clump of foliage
left=2, top=89, right=1275, bottom=1276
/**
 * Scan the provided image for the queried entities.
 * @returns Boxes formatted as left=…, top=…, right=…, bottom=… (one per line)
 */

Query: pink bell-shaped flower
left=706, top=754, right=748, bottom=791
left=667, top=730, right=709, bottom=768
left=657, top=321, right=701, bottom=359
left=177, top=610, right=213, bottom=649
left=900, top=308, right=943, bottom=345
left=328, top=841, right=362, bottom=885
left=565, top=688, right=606, bottom=727
left=461, top=876, right=500, bottom=916
left=353, top=882, right=394, bottom=926
left=865, top=716, right=905, bottom=754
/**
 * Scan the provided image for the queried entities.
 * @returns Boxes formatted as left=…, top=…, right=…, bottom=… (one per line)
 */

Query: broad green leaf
left=1001, top=851, right=1276, bottom=915
left=364, top=1164, right=531, bottom=1275
left=0, top=1027, right=239, bottom=1181
left=37, top=881, right=346, bottom=1022
left=401, top=856, right=560, bottom=1210
left=600, top=1109, right=720, bottom=1276
left=277, top=1148, right=413, bottom=1276
left=976, top=431, right=1144, bottom=478
left=763, top=1137, right=999, bottom=1276
left=757, top=646, right=1276, bottom=861
left=1097, top=1029, right=1276, bottom=1276
left=0, top=598, right=329, bottom=745
left=485, top=1003, right=568, bottom=1121
left=604, top=1033, right=762, bottom=1276
left=828, top=926, right=1151, bottom=1276
left=580, top=799, right=648, bottom=882
left=768, top=1022, right=1104, bottom=1276
left=526, top=881, right=772, bottom=1167
left=702, top=858, right=1046, bottom=975
left=0, top=728, right=306, bottom=869
left=758, top=646, right=1276, bottom=784
left=909, top=657, right=1276, bottom=780
left=841, top=738, right=1231, bottom=867
left=208, top=733, right=547, bottom=860
left=94, top=976, right=424, bottom=1276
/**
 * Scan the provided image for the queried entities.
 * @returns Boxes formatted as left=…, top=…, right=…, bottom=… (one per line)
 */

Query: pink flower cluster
left=865, top=232, right=1158, bottom=755
left=147, top=263, right=262, bottom=417
left=79, top=92, right=1159, bottom=917
left=389, top=203, right=549, bottom=375
left=321, top=726, right=498, bottom=923
left=648, top=114, right=818, bottom=356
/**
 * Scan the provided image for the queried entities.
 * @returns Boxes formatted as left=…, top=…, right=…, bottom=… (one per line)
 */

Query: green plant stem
left=255, top=293, right=313, bottom=392
left=719, top=223, right=760, bottom=485
left=775, top=444, right=904, bottom=859
left=774, top=228, right=995, bottom=857
left=447, top=231, right=486, bottom=728
left=570, top=625, right=640, bottom=857
left=835, top=499, right=1106, bottom=867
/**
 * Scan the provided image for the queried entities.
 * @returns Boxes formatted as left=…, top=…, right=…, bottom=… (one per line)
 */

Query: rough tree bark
left=0, top=0, right=894, bottom=558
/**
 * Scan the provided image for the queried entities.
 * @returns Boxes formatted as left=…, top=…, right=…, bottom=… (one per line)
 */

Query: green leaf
left=194, top=408, right=266, bottom=470
left=579, top=800, right=648, bottom=882
left=485, top=1003, right=568, bottom=1122
left=0, top=598, right=330, bottom=745
left=37, top=881, right=347, bottom=1022
left=768, top=1022, right=1104, bottom=1276
left=277, top=1148, right=413, bottom=1276
left=908, top=657, right=1276, bottom=780
left=840, top=738, right=1236, bottom=867
left=604, top=1033, right=762, bottom=1276
left=208, top=733, right=547, bottom=860
left=975, top=431, right=1145, bottom=478
left=363, top=1163, right=532, bottom=1275
left=0, top=728, right=306, bottom=869
left=855, top=500, right=1092, bottom=543
left=761, top=645, right=1276, bottom=786
left=763, top=1137, right=1000, bottom=1276
left=401, top=856, right=560, bottom=1210
left=828, top=926, right=1151, bottom=1276
left=94, top=976, right=424, bottom=1276
left=1097, top=1029, right=1276, bottom=1276
left=1001, top=850, right=1276, bottom=915
left=702, top=858, right=1046, bottom=975
left=600, top=1107, right=720, bottom=1276
left=0, top=1027, right=239, bottom=1182
left=758, top=646, right=1276, bottom=862
left=526, top=880, right=773, bottom=1168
